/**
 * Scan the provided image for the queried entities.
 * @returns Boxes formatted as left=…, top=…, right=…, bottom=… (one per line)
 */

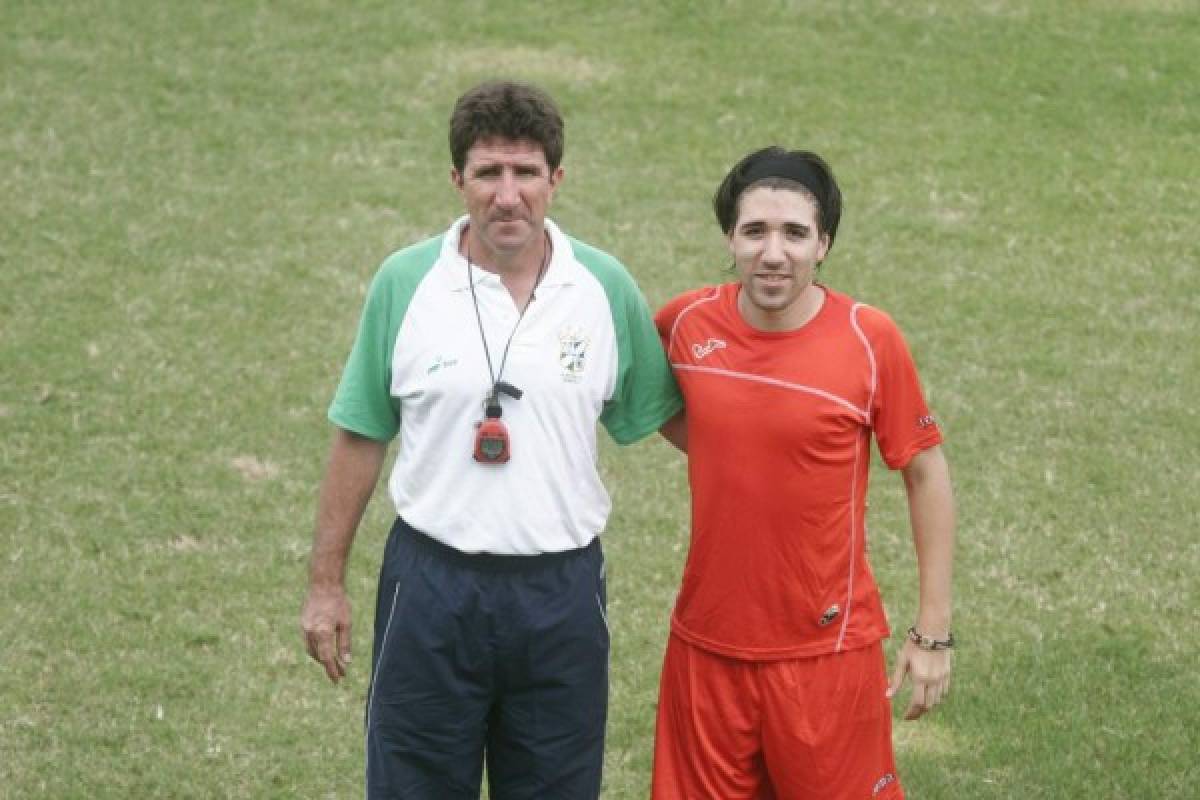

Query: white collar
left=442, top=216, right=575, bottom=290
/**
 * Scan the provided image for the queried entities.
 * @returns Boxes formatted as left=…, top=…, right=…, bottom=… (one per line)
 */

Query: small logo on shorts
left=873, top=773, right=896, bottom=795
left=818, top=605, right=840, bottom=626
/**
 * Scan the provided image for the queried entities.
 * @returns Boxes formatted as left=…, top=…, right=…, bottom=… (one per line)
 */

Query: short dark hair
left=713, top=147, right=842, bottom=252
left=449, top=81, right=565, bottom=172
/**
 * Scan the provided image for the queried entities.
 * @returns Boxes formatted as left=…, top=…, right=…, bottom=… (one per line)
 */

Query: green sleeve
left=326, top=236, right=442, bottom=441
left=571, top=238, right=683, bottom=444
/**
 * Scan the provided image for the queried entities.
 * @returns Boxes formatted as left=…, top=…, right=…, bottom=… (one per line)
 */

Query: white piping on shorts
left=596, top=594, right=610, bottom=637
left=364, top=582, right=402, bottom=799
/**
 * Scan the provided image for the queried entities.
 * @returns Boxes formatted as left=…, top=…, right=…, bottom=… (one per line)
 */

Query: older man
left=301, top=80, right=680, bottom=800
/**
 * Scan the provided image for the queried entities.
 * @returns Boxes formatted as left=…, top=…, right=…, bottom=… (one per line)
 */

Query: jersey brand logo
left=691, top=338, right=727, bottom=360
left=917, top=414, right=936, bottom=429
left=426, top=355, right=459, bottom=374
left=872, top=773, right=896, bottom=795
left=559, top=326, right=589, bottom=383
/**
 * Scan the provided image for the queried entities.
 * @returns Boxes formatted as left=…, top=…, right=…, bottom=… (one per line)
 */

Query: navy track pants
left=365, top=517, right=610, bottom=800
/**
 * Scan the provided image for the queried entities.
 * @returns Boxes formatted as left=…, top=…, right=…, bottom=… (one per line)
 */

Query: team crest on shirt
left=558, top=326, right=589, bottom=382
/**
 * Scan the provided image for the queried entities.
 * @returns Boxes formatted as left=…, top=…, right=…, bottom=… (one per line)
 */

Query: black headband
left=740, top=154, right=826, bottom=201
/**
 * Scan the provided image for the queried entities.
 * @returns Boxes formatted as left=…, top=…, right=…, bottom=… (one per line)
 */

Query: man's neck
left=739, top=283, right=825, bottom=332
left=461, top=226, right=550, bottom=306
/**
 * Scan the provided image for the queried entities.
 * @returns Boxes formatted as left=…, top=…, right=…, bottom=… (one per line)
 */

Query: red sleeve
left=653, top=300, right=676, bottom=349
left=655, top=287, right=713, bottom=362
left=861, top=307, right=944, bottom=469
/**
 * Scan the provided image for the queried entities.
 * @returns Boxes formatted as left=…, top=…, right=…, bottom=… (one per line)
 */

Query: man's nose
left=495, top=172, right=521, bottom=207
left=761, top=232, right=785, bottom=264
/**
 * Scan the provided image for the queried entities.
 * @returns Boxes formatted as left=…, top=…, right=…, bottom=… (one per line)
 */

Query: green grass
left=3, top=1, right=1198, bottom=797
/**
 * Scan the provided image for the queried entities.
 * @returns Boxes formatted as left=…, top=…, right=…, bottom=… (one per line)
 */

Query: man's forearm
left=309, top=428, right=388, bottom=588
left=902, top=446, right=955, bottom=635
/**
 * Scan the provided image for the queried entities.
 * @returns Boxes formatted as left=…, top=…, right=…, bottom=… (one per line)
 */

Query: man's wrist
left=915, top=609, right=951, bottom=639
left=307, top=576, right=347, bottom=593
left=907, top=626, right=955, bottom=651
left=307, top=549, right=348, bottom=589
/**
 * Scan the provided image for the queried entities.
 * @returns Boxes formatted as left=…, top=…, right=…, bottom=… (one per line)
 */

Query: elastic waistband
left=393, top=517, right=600, bottom=573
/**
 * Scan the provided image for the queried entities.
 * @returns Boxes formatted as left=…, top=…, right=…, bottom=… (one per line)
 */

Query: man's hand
left=887, top=640, right=952, bottom=720
left=301, top=428, right=386, bottom=684
left=301, top=585, right=353, bottom=684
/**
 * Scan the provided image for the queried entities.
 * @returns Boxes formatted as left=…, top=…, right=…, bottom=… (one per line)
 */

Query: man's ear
left=450, top=168, right=464, bottom=190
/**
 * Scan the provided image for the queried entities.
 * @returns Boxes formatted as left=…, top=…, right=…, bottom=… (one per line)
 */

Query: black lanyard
left=466, top=233, right=550, bottom=412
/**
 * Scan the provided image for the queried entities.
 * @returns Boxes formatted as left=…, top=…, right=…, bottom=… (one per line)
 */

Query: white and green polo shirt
left=329, top=216, right=682, bottom=555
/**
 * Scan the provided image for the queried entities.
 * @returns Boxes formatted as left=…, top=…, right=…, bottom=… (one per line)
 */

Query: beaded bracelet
left=906, top=626, right=955, bottom=651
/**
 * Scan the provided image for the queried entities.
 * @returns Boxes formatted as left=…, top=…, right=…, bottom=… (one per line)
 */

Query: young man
left=300, top=80, right=681, bottom=800
left=653, top=147, right=955, bottom=799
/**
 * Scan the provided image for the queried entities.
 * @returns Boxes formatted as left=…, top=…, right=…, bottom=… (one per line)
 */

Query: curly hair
left=449, top=81, right=564, bottom=172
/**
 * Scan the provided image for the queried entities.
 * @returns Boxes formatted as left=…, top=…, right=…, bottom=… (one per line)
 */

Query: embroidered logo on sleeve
left=917, top=414, right=936, bottom=429
left=691, top=338, right=727, bottom=360
left=872, top=773, right=896, bottom=795
left=559, top=327, right=589, bottom=383
left=426, top=355, right=459, bottom=374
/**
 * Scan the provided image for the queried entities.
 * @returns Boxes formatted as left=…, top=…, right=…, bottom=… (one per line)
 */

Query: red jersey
left=656, top=283, right=943, bottom=660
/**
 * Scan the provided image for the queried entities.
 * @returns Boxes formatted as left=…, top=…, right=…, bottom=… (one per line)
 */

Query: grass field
left=3, top=1, right=1198, bottom=797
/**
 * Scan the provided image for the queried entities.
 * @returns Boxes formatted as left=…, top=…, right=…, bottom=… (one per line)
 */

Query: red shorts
left=652, top=635, right=903, bottom=800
